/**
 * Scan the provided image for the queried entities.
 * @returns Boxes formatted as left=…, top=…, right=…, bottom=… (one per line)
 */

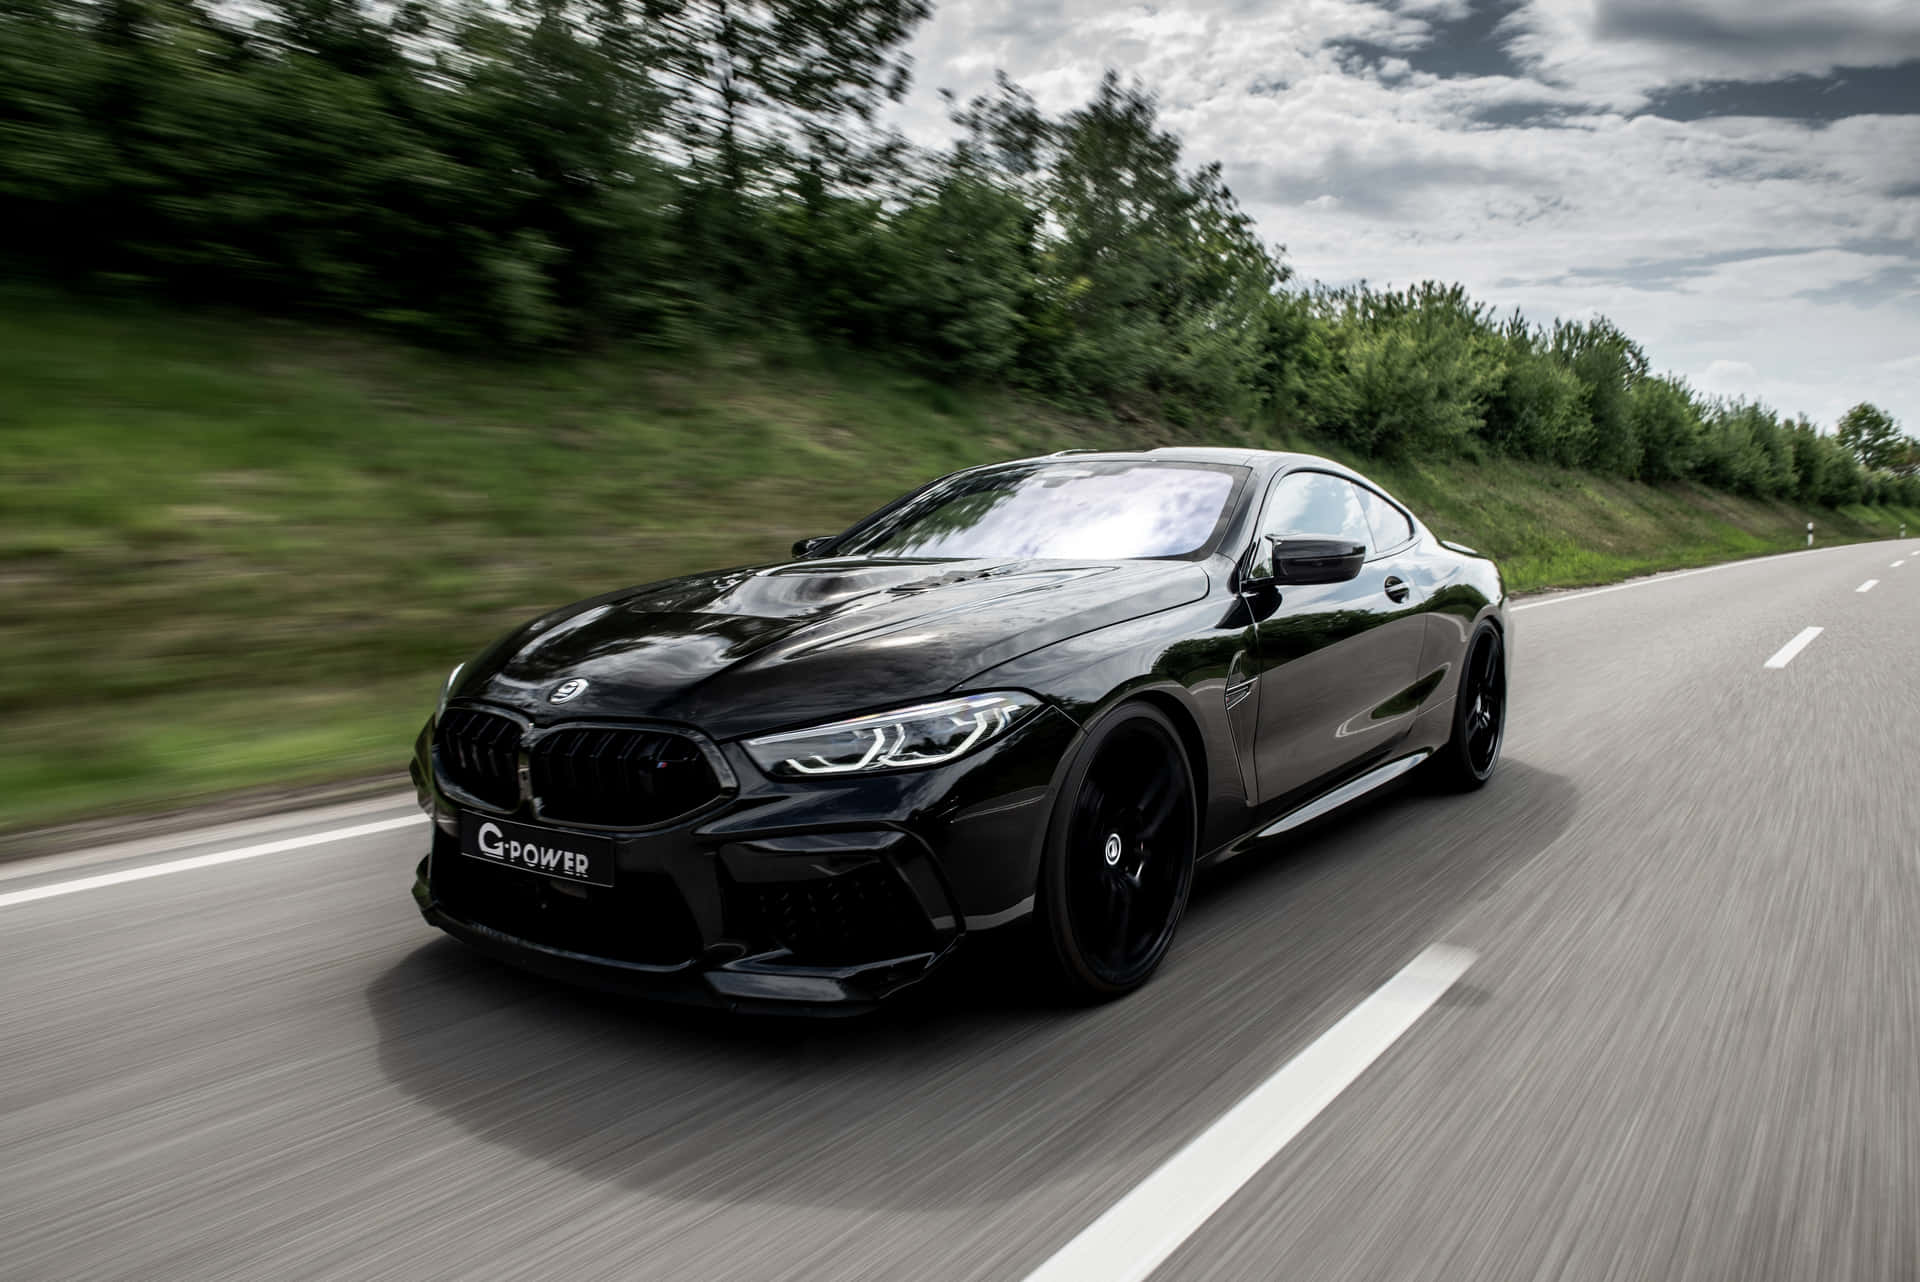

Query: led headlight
left=743, top=692, right=1042, bottom=777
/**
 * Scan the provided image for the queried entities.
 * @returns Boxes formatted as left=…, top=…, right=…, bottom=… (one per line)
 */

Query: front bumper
left=409, top=703, right=1080, bottom=1012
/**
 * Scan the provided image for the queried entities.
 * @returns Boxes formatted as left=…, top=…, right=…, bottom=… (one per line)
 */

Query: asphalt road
left=4, top=539, right=1918, bottom=1282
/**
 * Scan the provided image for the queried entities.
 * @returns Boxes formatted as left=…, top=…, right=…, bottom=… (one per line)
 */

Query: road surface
left=3, top=538, right=1917, bottom=1281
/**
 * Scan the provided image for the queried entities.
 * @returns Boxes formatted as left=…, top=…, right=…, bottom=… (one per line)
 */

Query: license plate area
left=458, top=813, right=615, bottom=887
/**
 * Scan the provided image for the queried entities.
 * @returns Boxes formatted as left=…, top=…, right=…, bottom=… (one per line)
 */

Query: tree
left=1551, top=318, right=1648, bottom=476
left=883, top=161, right=1038, bottom=380
left=1009, top=73, right=1280, bottom=414
left=1253, top=290, right=1344, bottom=434
left=1629, top=375, right=1701, bottom=481
left=649, top=0, right=927, bottom=194
left=1835, top=402, right=1907, bottom=471
left=1310, top=283, right=1504, bottom=457
left=1481, top=314, right=1587, bottom=464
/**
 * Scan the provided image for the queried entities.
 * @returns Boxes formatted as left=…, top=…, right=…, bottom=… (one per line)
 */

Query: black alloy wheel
left=1039, top=704, right=1198, bottom=999
left=1431, top=621, right=1506, bottom=791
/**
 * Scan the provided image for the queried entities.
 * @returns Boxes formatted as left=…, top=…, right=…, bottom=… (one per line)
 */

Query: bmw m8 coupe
left=410, top=448, right=1508, bottom=1011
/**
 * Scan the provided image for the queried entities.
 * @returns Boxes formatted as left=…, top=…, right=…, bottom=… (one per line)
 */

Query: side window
left=1253, top=472, right=1372, bottom=575
left=1358, top=487, right=1415, bottom=552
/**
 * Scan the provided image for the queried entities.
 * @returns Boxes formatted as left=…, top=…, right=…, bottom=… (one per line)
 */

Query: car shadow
left=364, top=759, right=1576, bottom=1214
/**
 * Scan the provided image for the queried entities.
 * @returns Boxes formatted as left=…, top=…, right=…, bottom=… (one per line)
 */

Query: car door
left=1246, top=470, right=1425, bottom=808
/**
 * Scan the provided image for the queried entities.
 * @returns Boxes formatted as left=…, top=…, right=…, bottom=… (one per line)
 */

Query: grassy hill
left=4, top=287, right=1913, bottom=832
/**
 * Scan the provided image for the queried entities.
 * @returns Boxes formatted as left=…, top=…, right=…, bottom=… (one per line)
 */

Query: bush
left=1482, top=318, right=1589, bottom=465
left=0, top=0, right=1904, bottom=508
left=1305, top=283, right=1503, bottom=457
left=1630, top=376, right=1701, bottom=481
left=1552, top=319, right=1649, bottom=476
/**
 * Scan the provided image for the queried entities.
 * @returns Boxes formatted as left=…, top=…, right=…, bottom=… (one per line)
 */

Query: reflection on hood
left=462, top=556, right=1211, bottom=739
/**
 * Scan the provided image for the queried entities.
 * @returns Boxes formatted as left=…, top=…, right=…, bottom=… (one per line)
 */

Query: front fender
left=965, top=595, right=1255, bottom=857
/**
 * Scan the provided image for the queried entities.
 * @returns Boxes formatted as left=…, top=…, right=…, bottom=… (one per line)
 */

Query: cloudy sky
left=889, top=0, right=1920, bottom=430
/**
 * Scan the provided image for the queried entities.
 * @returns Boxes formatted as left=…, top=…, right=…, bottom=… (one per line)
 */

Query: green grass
left=1292, top=441, right=1913, bottom=594
left=3, top=286, right=1914, bottom=831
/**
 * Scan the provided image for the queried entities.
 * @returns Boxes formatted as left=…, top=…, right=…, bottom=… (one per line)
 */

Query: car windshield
left=835, top=461, right=1245, bottom=561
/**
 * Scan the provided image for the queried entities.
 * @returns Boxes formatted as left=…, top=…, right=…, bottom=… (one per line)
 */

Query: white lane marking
left=1893, top=561, right=1906, bottom=568
left=0, top=816, right=424, bottom=910
left=1764, top=627, right=1824, bottom=669
left=1857, top=579, right=1879, bottom=593
left=1512, top=542, right=1871, bottom=613
left=1022, top=944, right=1475, bottom=1282
left=0, top=792, right=417, bottom=885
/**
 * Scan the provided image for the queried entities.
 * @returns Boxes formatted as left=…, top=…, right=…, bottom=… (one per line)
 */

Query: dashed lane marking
left=1764, top=627, right=1824, bottom=669
left=1021, top=944, right=1476, bottom=1282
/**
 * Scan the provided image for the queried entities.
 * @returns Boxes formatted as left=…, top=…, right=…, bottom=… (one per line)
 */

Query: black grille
left=531, top=727, right=723, bottom=828
left=434, top=708, right=523, bottom=810
left=431, top=835, right=700, bottom=965
left=739, top=863, right=935, bottom=965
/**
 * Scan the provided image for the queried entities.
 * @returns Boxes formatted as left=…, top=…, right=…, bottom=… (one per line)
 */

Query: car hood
left=454, top=556, right=1211, bottom=739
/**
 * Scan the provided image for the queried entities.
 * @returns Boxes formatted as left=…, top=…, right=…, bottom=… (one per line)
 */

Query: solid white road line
left=1022, top=944, right=1475, bottom=1282
left=0, top=815, right=424, bottom=910
left=0, top=791, right=418, bottom=885
left=1857, top=579, right=1879, bottom=593
left=1764, top=627, right=1824, bottom=670
left=1511, top=542, right=1868, bottom=613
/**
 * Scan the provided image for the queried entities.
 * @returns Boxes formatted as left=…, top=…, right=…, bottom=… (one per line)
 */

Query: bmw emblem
left=549, top=678, right=589, bottom=704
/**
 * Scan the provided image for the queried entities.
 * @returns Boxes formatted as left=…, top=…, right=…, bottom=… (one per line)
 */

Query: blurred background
left=2, top=0, right=1917, bottom=832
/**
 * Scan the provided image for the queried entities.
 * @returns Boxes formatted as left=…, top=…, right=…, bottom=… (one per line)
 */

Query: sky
left=887, top=0, right=1920, bottom=431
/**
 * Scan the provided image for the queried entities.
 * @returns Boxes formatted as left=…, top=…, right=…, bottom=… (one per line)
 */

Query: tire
left=1036, top=703, right=1198, bottom=1001
left=1427, top=620, right=1506, bottom=792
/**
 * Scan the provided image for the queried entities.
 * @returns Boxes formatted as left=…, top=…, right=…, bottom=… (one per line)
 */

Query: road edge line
left=0, top=815, right=425, bottom=910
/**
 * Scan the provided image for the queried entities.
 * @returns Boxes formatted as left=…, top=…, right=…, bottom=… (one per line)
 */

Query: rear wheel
left=1428, top=621, right=1506, bottom=791
left=1037, top=704, right=1197, bottom=1000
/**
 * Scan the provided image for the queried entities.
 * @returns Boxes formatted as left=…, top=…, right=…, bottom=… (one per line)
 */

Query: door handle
left=1383, top=575, right=1411, bottom=603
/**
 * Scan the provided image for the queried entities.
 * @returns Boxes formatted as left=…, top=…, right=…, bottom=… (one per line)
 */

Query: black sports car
left=410, top=448, right=1508, bottom=1011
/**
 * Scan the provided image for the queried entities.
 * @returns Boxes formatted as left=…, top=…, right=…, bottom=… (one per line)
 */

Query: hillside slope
left=4, top=289, right=1913, bottom=830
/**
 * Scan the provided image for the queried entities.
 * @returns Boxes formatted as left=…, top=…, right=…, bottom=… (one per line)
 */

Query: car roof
left=1014, top=445, right=1345, bottom=477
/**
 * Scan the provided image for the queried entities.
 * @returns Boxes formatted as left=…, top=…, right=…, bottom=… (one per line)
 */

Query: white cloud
left=890, top=0, right=1920, bottom=430
left=1513, top=0, right=1920, bottom=108
left=1700, top=359, right=1757, bottom=388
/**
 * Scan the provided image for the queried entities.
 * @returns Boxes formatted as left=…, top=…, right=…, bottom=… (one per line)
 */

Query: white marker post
left=1807, top=521, right=1814, bottom=547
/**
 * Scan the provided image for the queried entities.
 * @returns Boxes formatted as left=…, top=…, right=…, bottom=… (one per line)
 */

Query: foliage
left=1836, top=402, right=1916, bottom=474
left=1303, top=283, right=1503, bottom=457
left=1481, top=315, right=1587, bottom=466
left=0, top=0, right=1906, bottom=508
left=4, top=287, right=1916, bottom=830
left=1627, top=375, right=1700, bottom=482
left=1551, top=319, right=1649, bottom=475
left=1032, top=74, right=1280, bottom=416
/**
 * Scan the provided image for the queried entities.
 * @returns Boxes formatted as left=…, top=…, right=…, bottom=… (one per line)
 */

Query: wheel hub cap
left=1103, top=833, right=1124, bottom=867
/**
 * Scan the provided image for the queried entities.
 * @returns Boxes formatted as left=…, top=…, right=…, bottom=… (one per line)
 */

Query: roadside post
left=1807, top=522, right=1814, bottom=547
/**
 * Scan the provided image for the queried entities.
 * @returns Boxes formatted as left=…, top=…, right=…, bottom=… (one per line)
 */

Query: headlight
left=435, top=662, right=464, bottom=722
left=743, top=692, right=1042, bottom=777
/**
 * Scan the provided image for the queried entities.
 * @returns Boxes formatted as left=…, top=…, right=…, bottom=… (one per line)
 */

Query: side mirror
left=1261, top=536, right=1367, bottom=586
left=791, top=536, right=836, bottom=559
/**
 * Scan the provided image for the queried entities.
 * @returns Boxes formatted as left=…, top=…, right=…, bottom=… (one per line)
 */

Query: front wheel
left=1037, top=703, right=1198, bottom=1001
left=1427, top=621, right=1506, bottom=791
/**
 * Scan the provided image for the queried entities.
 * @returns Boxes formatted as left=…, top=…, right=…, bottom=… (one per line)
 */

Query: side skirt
left=1203, top=749, right=1432, bottom=865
